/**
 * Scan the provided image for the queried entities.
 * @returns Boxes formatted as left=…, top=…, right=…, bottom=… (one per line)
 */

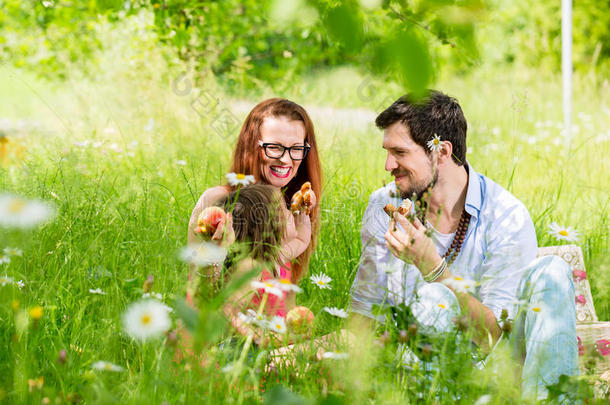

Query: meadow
left=1, top=28, right=609, bottom=403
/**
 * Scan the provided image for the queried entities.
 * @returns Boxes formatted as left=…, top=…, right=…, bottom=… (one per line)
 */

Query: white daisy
left=16, top=280, right=24, bottom=289
left=89, top=288, right=106, bottom=295
left=0, top=194, right=55, bottom=229
left=225, top=173, right=255, bottom=187
left=179, top=242, right=227, bottom=268
left=321, top=352, right=349, bottom=360
left=442, top=276, right=476, bottom=295
left=0, top=275, right=14, bottom=286
left=142, top=292, right=163, bottom=300
left=323, top=307, right=348, bottom=319
left=0, top=255, right=10, bottom=265
left=548, top=222, right=579, bottom=242
left=276, top=278, right=303, bottom=293
left=244, top=308, right=267, bottom=327
left=528, top=302, right=546, bottom=314
left=91, top=361, right=124, bottom=372
left=251, top=280, right=283, bottom=298
left=4, top=247, right=23, bottom=257
left=122, top=299, right=172, bottom=341
left=310, top=273, right=332, bottom=290
left=268, top=316, right=287, bottom=334
left=426, top=134, right=443, bottom=152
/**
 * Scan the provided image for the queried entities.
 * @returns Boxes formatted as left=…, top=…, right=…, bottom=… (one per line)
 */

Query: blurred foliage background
left=2, top=0, right=608, bottom=95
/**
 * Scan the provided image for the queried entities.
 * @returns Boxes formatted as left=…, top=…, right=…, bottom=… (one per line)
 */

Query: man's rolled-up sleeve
left=350, top=195, right=391, bottom=322
left=478, top=203, right=538, bottom=322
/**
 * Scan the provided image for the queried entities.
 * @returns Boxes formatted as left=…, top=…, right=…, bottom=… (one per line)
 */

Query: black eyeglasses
left=258, top=141, right=311, bottom=161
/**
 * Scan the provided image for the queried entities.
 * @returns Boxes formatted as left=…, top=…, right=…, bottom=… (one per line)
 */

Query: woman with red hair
left=187, top=98, right=322, bottom=309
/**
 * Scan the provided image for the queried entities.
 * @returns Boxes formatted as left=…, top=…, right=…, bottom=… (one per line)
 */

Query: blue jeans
left=409, top=255, right=579, bottom=400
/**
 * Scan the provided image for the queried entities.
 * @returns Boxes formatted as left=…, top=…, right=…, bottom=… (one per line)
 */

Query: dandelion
left=323, top=307, right=348, bottom=319
left=321, top=352, right=348, bottom=360
left=548, top=222, right=579, bottom=242
left=310, top=273, right=332, bottom=290
left=226, top=172, right=255, bottom=187
left=0, top=255, right=9, bottom=265
left=268, top=316, right=287, bottom=334
left=29, top=306, right=43, bottom=321
left=0, top=194, right=55, bottom=229
left=92, top=361, right=124, bottom=372
left=442, top=276, right=476, bottom=294
left=426, top=134, right=443, bottom=152
left=277, top=278, right=302, bottom=293
left=179, top=242, right=227, bottom=268
left=89, top=288, right=106, bottom=295
left=251, top=280, right=283, bottom=298
left=122, top=299, right=171, bottom=341
left=3, top=247, right=22, bottom=256
left=0, top=275, right=13, bottom=286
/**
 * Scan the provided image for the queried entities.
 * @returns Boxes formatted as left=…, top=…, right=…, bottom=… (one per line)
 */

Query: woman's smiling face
left=259, top=115, right=307, bottom=189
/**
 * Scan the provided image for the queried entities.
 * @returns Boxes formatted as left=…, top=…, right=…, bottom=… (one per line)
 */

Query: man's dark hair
left=375, top=90, right=467, bottom=166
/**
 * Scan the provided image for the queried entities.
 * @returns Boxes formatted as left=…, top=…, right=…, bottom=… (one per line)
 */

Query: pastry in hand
left=195, top=206, right=227, bottom=238
left=290, top=182, right=313, bottom=215
left=384, top=200, right=412, bottom=217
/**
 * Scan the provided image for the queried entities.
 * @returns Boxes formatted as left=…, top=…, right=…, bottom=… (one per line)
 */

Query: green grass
left=0, top=43, right=608, bottom=404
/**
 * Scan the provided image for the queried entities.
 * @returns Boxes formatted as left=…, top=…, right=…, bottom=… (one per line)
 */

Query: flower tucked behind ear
left=427, top=134, right=443, bottom=152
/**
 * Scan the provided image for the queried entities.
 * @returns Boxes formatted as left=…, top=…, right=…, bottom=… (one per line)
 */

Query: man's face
left=382, top=121, right=436, bottom=199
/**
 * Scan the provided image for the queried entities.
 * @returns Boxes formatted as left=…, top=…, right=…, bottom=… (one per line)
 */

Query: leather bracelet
left=424, top=258, right=447, bottom=282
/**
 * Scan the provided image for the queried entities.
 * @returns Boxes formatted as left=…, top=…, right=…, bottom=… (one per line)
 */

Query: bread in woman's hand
left=383, top=200, right=412, bottom=217
left=290, top=182, right=313, bottom=215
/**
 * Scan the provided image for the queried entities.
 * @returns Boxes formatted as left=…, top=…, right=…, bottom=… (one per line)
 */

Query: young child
left=186, top=184, right=298, bottom=344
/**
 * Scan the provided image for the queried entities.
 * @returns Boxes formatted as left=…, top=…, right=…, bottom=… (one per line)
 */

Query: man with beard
left=349, top=90, right=578, bottom=400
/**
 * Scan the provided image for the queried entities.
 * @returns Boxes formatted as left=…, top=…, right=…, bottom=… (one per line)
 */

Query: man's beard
left=399, top=170, right=438, bottom=202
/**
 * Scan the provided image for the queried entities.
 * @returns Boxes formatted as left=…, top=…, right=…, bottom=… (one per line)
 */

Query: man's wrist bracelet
left=424, top=257, right=447, bottom=282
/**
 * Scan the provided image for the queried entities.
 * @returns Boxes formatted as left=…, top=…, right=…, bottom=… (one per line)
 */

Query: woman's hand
left=384, top=211, right=442, bottom=277
left=211, top=212, right=235, bottom=248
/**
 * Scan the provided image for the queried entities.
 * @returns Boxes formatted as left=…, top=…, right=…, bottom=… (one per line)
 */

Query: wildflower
left=225, top=172, right=255, bottom=187
left=0, top=254, right=10, bottom=265
left=89, top=288, right=106, bottom=295
left=0, top=194, right=55, bottom=229
left=321, top=352, right=348, bottom=360
left=3, top=247, right=22, bottom=256
left=529, top=302, right=545, bottom=313
left=323, top=307, right=348, bottom=319
left=548, top=222, right=579, bottom=242
left=268, top=316, right=287, bottom=334
left=122, top=299, right=171, bottom=341
left=251, top=280, right=283, bottom=298
left=92, top=361, right=124, bottom=372
left=27, top=377, right=44, bottom=392
left=29, top=306, right=43, bottom=320
left=442, top=276, right=476, bottom=294
left=179, top=242, right=227, bottom=268
left=572, top=269, right=587, bottom=281
left=175, top=159, right=187, bottom=166
left=596, top=339, right=610, bottom=356
left=57, top=349, right=67, bottom=365
left=16, top=280, right=24, bottom=289
left=242, top=309, right=267, bottom=327
left=426, top=134, right=443, bottom=152
left=277, top=278, right=302, bottom=293
left=142, top=292, right=163, bottom=300
left=0, top=275, right=13, bottom=286
left=310, top=273, right=332, bottom=290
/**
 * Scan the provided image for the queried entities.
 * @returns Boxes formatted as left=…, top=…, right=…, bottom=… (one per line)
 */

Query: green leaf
left=321, top=3, right=363, bottom=52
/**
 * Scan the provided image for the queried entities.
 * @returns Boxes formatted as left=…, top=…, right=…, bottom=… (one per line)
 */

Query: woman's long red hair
left=229, top=98, right=322, bottom=282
